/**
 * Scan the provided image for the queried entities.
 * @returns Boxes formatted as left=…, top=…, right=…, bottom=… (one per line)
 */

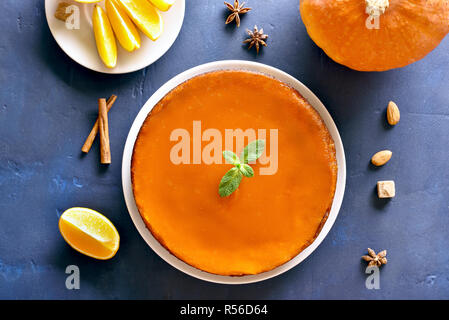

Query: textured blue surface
left=1, top=0, right=449, bottom=299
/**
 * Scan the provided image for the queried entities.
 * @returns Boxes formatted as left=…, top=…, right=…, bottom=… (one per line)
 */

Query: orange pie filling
left=131, top=71, right=337, bottom=275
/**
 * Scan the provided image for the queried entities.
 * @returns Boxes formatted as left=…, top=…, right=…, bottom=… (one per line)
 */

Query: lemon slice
left=92, top=5, right=117, bottom=68
left=106, top=0, right=141, bottom=52
left=148, top=0, right=176, bottom=12
left=59, top=207, right=120, bottom=260
left=118, top=0, right=163, bottom=41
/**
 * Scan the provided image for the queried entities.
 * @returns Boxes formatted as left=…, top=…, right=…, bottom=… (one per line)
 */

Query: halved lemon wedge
left=92, top=5, right=117, bottom=68
left=106, top=0, right=141, bottom=52
left=148, top=0, right=176, bottom=12
left=59, top=207, right=120, bottom=260
left=118, top=0, right=163, bottom=41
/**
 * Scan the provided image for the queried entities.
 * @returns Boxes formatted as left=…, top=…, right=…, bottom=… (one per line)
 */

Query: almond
left=387, top=101, right=400, bottom=125
left=371, top=150, right=392, bottom=166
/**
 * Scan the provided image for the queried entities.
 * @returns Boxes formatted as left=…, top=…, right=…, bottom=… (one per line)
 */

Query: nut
left=387, top=101, right=400, bottom=125
left=371, top=150, right=392, bottom=166
left=377, top=180, right=395, bottom=198
left=54, top=2, right=72, bottom=22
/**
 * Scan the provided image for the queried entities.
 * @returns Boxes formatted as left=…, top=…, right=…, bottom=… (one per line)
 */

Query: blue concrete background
left=1, top=0, right=449, bottom=299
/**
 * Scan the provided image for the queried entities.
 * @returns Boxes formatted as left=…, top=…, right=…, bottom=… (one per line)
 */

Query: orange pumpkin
left=300, top=0, right=449, bottom=71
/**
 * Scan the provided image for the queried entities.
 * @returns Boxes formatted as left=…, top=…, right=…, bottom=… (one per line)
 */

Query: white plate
left=45, top=0, right=185, bottom=74
left=122, top=60, right=346, bottom=284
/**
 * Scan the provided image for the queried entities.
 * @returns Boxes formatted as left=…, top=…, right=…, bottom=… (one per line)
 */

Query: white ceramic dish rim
left=122, top=60, right=346, bottom=284
left=44, top=0, right=185, bottom=74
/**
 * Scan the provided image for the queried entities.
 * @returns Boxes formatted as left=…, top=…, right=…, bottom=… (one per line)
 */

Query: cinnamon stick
left=81, top=95, right=117, bottom=153
left=98, top=98, right=111, bottom=164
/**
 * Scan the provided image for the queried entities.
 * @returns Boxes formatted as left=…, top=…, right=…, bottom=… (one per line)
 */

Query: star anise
left=224, top=1, right=251, bottom=27
left=362, top=248, right=388, bottom=267
left=243, top=25, right=268, bottom=54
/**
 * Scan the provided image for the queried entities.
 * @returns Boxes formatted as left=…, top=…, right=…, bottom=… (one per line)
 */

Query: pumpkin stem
left=365, top=0, right=389, bottom=18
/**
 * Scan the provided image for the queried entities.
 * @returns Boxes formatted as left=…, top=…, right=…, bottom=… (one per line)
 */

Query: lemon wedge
left=106, top=0, right=141, bottom=52
left=118, top=0, right=163, bottom=41
left=148, top=0, right=176, bottom=12
left=92, top=5, right=117, bottom=68
left=59, top=207, right=120, bottom=260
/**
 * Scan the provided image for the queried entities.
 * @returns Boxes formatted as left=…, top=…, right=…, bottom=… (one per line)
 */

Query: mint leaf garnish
left=239, top=164, right=254, bottom=178
left=219, top=167, right=243, bottom=197
left=240, top=139, right=265, bottom=164
left=223, top=150, right=240, bottom=165
left=218, top=139, right=265, bottom=197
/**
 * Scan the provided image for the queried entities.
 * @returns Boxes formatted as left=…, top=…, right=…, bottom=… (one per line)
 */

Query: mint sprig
left=218, top=167, right=243, bottom=197
left=240, top=139, right=265, bottom=164
left=218, top=140, right=265, bottom=197
left=223, top=150, right=240, bottom=165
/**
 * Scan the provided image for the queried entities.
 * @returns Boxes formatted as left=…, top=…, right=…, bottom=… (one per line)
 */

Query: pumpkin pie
left=131, top=70, right=337, bottom=275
